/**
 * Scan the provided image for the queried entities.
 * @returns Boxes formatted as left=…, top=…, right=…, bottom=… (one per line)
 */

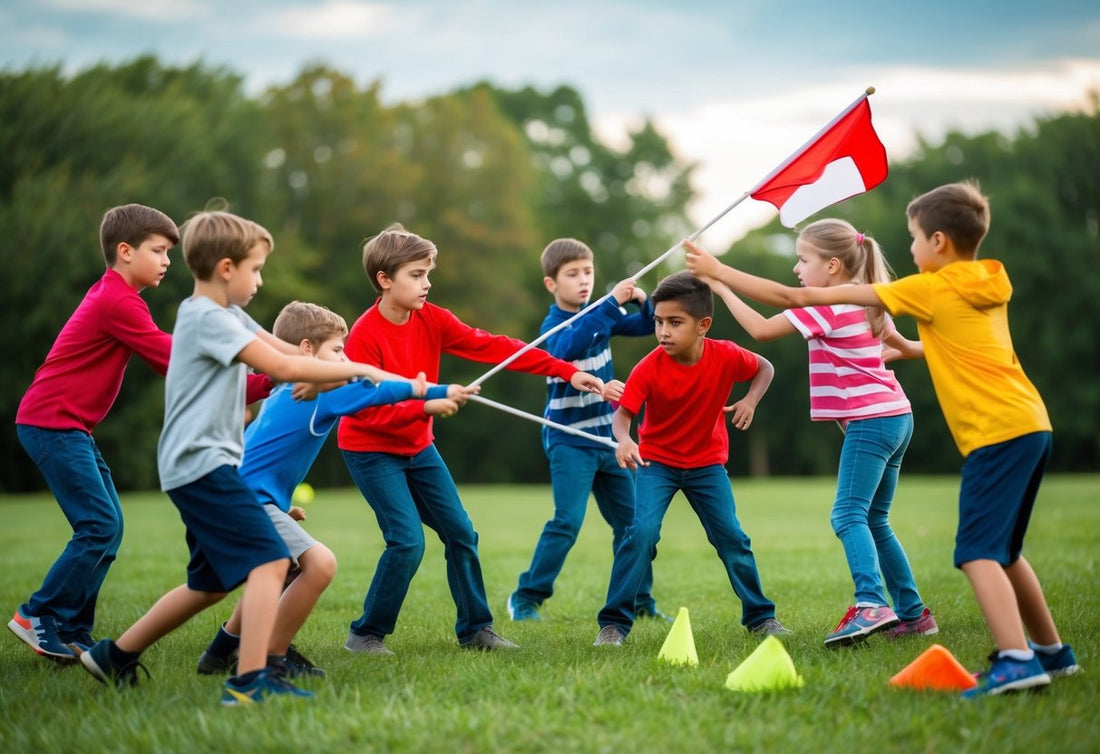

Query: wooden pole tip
left=866, top=86, right=876, bottom=95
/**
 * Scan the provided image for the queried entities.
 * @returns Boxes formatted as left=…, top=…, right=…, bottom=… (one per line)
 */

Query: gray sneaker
left=345, top=632, right=394, bottom=656
left=593, top=625, right=626, bottom=646
left=749, top=618, right=792, bottom=636
left=462, top=627, right=520, bottom=650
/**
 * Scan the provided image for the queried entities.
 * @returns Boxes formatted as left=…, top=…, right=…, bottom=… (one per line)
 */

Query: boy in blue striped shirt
left=509, top=239, right=665, bottom=622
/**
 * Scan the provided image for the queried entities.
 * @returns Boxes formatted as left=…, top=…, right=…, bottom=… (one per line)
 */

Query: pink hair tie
left=856, top=232, right=865, bottom=244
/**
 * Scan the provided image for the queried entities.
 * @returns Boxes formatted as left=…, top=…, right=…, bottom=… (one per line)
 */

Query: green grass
left=1, top=476, right=1097, bottom=753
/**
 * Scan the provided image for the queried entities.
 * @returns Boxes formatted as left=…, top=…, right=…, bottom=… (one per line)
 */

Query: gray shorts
left=264, top=504, right=319, bottom=568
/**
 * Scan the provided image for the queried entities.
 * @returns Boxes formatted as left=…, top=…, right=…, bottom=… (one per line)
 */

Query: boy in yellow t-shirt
left=684, top=181, right=1079, bottom=698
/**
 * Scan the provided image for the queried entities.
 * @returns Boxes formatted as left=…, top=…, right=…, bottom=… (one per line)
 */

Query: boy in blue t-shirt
left=509, top=238, right=665, bottom=622
left=195, top=300, right=471, bottom=678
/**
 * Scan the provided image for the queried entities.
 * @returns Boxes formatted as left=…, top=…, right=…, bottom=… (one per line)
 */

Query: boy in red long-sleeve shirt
left=9, top=204, right=273, bottom=663
left=339, top=224, right=603, bottom=654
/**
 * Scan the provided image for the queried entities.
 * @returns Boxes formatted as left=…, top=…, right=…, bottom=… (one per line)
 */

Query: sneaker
left=635, top=605, right=673, bottom=623
left=197, top=647, right=239, bottom=675
left=749, top=618, right=793, bottom=637
left=62, top=630, right=96, bottom=655
left=962, top=652, right=1051, bottom=698
left=282, top=643, right=325, bottom=678
left=593, top=625, right=626, bottom=646
left=1029, top=642, right=1082, bottom=678
left=824, top=606, right=898, bottom=647
left=8, top=609, right=78, bottom=663
left=507, top=592, right=540, bottom=622
left=462, top=627, right=520, bottom=650
left=80, top=639, right=148, bottom=687
left=885, top=607, right=939, bottom=639
left=221, top=665, right=315, bottom=706
left=345, top=631, right=394, bottom=656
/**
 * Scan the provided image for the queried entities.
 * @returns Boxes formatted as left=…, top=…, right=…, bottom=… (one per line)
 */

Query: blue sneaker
left=80, top=639, right=148, bottom=687
left=507, top=592, right=540, bottom=622
left=221, top=666, right=315, bottom=706
left=824, top=606, right=898, bottom=647
left=1029, top=642, right=1082, bottom=678
left=962, top=653, right=1051, bottom=698
left=7, top=608, right=78, bottom=663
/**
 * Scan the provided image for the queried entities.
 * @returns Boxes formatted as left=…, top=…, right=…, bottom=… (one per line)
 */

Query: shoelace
left=832, top=606, right=860, bottom=632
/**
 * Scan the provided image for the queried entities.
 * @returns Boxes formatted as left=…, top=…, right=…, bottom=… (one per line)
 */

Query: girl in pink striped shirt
left=687, top=219, right=937, bottom=648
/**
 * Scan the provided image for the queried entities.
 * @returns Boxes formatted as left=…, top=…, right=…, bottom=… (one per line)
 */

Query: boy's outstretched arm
left=683, top=239, right=882, bottom=309
left=725, top=354, right=774, bottom=432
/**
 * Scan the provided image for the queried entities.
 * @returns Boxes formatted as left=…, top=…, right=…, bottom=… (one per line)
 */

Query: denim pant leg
left=406, top=445, right=493, bottom=642
left=831, top=414, right=922, bottom=613
left=680, top=464, right=775, bottom=627
left=343, top=449, right=427, bottom=639
left=597, top=462, right=676, bottom=633
left=515, top=444, right=598, bottom=605
left=17, top=426, right=124, bottom=639
left=590, top=451, right=656, bottom=611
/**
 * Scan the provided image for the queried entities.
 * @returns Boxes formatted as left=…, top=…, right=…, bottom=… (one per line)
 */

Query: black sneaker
left=282, top=643, right=325, bottom=678
left=197, top=646, right=239, bottom=675
left=80, top=639, right=148, bottom=687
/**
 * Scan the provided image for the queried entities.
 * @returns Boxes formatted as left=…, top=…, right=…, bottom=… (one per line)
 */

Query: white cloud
left=41, top=0, right=207, bottom=21
left=261, top=0, right=393, bottom=39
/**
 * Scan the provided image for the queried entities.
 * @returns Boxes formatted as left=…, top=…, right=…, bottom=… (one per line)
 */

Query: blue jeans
left=16, top=425, right=124, bottom=641
left=830, top=413, right=925, bottom=620
left=342, top=445, right=492, bottom=643
left=514, top=444, right=655, bottom=610
left=599, top=462, right=775, bottom=633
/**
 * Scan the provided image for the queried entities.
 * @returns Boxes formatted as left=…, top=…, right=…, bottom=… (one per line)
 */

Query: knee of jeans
left=830, top=507, right=863, bottom=536
left=387, top=537, right=426, bottom=568
left=546, top=514, right=584, bottom=539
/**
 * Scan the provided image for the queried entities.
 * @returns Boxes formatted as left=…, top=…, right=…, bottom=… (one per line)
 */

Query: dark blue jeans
left=599, top=462, right=775, bottom=634
left=342, top=444, right=492, bottom=643
left=16, top=425, right=124, bottom=641
left=514, top=443, right=655, bottom=611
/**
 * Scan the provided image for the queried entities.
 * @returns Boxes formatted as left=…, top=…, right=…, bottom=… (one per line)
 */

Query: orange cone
left=889, top=644, right=978, bottom=692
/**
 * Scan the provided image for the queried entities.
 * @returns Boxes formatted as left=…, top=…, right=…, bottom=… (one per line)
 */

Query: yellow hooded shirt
left=873, top=259, right=1051, bottom=457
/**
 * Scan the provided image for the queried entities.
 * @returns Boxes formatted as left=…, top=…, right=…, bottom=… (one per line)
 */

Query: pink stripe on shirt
left=783, top=304, right=910, bottom=421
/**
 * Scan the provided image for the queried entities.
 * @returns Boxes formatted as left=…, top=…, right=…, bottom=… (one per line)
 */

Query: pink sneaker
left=824, top=605, right=898, bottom=647
left=885, top=607, right=938, bottom=639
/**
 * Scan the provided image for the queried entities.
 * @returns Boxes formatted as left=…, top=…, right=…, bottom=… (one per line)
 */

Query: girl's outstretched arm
left=683, top=239, right=882, bottom=309
left=706, top=278, right=796, bottom=342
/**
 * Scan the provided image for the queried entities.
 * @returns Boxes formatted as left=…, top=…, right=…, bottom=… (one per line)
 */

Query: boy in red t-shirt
left=338, top=224, right=603, bottom=654
left=9, top=204, right=273, bottom=664
left=594, top=271, right=789, bottom=646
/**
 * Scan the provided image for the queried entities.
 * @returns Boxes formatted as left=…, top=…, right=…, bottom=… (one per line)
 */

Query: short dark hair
left=362, top=223, right=437, bottom=294
left=99, top=204, right=180, bottom=266
left=906, top=181, right=991, bottom=256
left=651, top=271, right=712, bottom=320
left=540, top=238, right=593, bottom=279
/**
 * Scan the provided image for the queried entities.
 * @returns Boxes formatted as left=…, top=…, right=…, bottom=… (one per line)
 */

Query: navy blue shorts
left=167, top=465, right=290, bottom=592
left=955, top=432, right=1052, bottom=567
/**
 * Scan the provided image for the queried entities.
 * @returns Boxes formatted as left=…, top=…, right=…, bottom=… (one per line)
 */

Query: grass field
left=1, top=475, right=1097, bottom=753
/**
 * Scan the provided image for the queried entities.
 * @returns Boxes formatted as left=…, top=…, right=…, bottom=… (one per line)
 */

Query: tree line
left=1, top=57, right=1096, bottom=492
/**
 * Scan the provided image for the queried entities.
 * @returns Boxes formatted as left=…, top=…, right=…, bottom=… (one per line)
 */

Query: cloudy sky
left=3, top=0, right=1099, bottom=244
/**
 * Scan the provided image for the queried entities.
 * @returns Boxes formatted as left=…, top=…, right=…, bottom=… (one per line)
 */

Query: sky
left=3, top=0, right=1099, bottom=246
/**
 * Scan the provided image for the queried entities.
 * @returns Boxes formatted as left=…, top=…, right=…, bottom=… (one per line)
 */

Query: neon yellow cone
left=725, top=635, right=805, bottom=692
left=658, top=607, right=698, bottom=666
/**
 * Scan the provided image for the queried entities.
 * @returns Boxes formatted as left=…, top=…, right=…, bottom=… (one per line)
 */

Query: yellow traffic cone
left=725, top=635, right=804, bottom=692
left=658, top=607, right=698, bottom=666
left=889, top=644, right=978, bottom=692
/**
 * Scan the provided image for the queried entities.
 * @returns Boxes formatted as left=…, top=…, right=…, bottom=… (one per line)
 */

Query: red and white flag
left=750, top=98, right=888, bottom=227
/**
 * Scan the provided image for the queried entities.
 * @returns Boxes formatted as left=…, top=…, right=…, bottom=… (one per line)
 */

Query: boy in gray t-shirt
left=80, top=210, right=420, bottom=706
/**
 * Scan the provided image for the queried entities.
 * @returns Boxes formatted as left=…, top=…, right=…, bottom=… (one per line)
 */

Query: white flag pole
left=466, top=394, right=617, bottom=449
left=468, top=87, right=876, bottom=390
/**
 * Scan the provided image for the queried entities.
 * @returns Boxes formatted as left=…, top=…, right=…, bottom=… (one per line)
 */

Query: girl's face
left=792, top=239, right=838, bottom=287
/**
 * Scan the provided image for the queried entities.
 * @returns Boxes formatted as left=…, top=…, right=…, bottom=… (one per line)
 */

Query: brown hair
left=797, top=218, right=893, bottom=336
left=651, top=271, right=713, bottom=320
left=99, top=203, right=180, bottom=266
left=361, top=223, right=437, bottom=294
left=906, top=180, right=991, bottom=256
left=540, top=238, right=593, bottom=279
left=179, top=210, right=273, bottom=281
left=272, top=301, right=348, bottom=348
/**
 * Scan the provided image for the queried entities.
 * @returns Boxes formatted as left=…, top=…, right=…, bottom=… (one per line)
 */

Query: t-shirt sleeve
left=618, top=360, right=649, bottom=416
left=204, top=306, right=259, bottom=366
left=728, top=342, right=760, bottom=382
left=783, top=306, right=832, bottom=340
left=873, top=275, right=934, bottom=322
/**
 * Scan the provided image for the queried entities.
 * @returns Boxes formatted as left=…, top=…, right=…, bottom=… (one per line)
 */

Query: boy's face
left=653, top=300, right=709, bottom=363
left=907, top=215, right=942, bottom=273
left=309, top=335, right=348, bottom=362
left=226, top=242, right=269, bottom=308
left=380, top=258, right=434, bottom=311
left=119, top=233, right=173, bottom=290
left=545, top=259, right=594, bottom=311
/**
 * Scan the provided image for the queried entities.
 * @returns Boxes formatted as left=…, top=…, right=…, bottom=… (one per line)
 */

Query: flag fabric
left=750, top=98, right=888, bottom=227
